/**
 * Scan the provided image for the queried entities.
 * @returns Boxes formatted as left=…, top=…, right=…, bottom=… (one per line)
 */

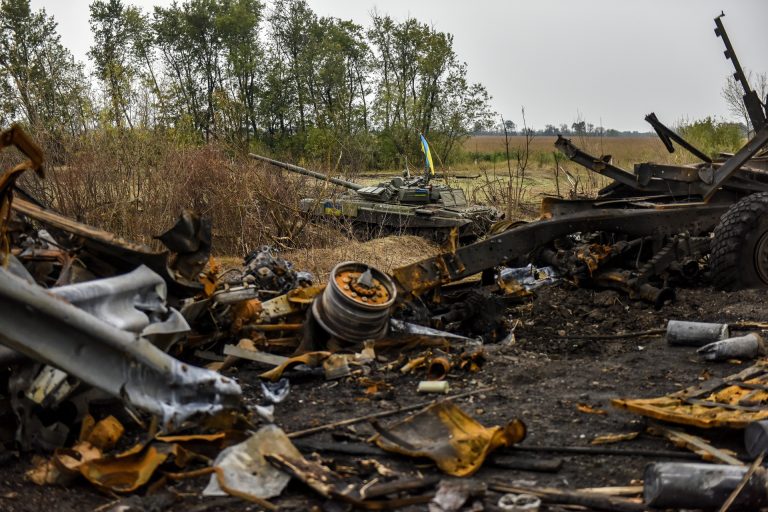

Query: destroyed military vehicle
left=390, top=13, right=768, bottom=306
left=250, top=153, right=502, bottom=244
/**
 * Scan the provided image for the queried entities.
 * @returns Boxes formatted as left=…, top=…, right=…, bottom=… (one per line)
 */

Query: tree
left=0, top=0, right=91, bottom=137
left=571, top=120, right=586, bottom=134
left=368, top=13, right=493, bottom=166
left=268, top=0, right=316, bottom=135
left=722, top=70, right=768, bottom=136
left=218, top=0, right=264, bottom=146
left=678, top=116, right=744, bottom=157
left=89, top=0, right=141, bottom=128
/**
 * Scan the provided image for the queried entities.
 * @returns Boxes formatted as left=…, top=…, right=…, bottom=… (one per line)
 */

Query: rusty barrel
left=312, top=262, right=396, bottom=343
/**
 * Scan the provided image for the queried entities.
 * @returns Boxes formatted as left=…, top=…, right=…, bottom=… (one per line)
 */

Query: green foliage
left=677, top=117, right=745, bottom=157
left=1, top=0, right=494, bottom=170
left=0, top=0, right=91, bottom=139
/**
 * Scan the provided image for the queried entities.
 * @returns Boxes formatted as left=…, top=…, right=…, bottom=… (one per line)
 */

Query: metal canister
left=665, top=320, right=729, bottom=346
left=312, top=262, right=396, bottom=344
left=745, top=420, right=768, bottom=458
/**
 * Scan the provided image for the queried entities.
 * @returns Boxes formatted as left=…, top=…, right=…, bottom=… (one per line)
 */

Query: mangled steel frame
left=0, top=266, right=242, bottom=428
left=11, top=197, right=208, bottom=299
left=392, top=14, right=768, bottom=299
left=392, top=205, right=728, bottom=295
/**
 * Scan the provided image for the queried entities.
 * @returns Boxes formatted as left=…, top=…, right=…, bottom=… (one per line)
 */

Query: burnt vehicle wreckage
left=2, top=12, right=768, bottom=512
left=395, top=13, right=768, bottom=307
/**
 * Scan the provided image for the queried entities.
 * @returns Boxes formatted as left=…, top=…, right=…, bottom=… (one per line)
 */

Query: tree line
left=0, top=0, right=494, bottom=169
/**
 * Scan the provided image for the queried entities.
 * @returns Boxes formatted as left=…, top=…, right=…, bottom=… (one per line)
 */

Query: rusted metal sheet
left=613, top=360, right=768, bottom=428
left=0, top=125, right=44, bottom=266
left=372, top=402, right=526, bottom=476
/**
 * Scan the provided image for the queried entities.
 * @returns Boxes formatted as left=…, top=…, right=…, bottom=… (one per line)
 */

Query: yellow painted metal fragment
left=373, top=402, right=526, bottom=477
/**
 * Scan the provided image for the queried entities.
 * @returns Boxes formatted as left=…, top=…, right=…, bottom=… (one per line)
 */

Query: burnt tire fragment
left=711, top=192, right=768, bottom=290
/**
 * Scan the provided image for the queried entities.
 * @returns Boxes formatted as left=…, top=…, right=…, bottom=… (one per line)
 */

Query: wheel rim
left=754, top=230, right=768, bottom=284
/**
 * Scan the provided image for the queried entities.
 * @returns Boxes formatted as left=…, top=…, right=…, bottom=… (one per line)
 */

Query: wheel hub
left=754, top=230, right=768, bottom=285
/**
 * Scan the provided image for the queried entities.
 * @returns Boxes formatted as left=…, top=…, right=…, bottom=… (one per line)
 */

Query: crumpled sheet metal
left=52, top=265, right=190, bottom=351
left=52, top=265, right=173, bottom=332
left=203, top=424, right=301, bottom=500
left=389, top=318, right=476, bottom=343
left=613, top=359, right=768, bottom=428
left=155, top=209, right=211, bottom=280
left=373, top=402, right=526, bottom=476
left=0, top=267, right=241, bottom=427
left=79, top=442, right=186, bottom=492
left=497, top=264, right=559, bottom=295
left=27, top=415, right=125, bottom=486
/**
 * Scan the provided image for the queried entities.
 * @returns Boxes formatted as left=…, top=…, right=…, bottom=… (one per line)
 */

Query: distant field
left=462, top=135, right=681, bottom=170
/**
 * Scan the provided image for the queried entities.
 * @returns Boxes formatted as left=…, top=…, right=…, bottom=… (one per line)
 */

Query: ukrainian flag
left=420, top=133, right=435, bottom=176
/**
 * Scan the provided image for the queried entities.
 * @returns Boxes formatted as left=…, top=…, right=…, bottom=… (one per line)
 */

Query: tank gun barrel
left=249, top=153, right=362, bottom=191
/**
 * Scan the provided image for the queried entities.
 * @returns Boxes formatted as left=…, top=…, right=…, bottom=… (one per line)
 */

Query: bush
left=14, top=129, right=343, bottom=256
left=678, top=117, right=744, bottom=157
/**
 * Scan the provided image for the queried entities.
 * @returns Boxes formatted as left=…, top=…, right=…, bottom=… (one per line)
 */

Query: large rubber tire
left=711, top=192, right=768, bottom=290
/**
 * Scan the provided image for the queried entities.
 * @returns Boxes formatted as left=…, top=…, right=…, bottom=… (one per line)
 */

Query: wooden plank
left=578, top=486, right=643, bottom=496
left=649, top=424, right=744, bottom=466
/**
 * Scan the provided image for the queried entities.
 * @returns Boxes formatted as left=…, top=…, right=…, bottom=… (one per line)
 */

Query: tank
left=249, top=153, right=502, bottom=243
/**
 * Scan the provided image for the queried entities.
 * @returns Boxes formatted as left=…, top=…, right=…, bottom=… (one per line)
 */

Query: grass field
left=462, top=135, right=680, bottom=170
left=351, top=135, right=691, bottom=217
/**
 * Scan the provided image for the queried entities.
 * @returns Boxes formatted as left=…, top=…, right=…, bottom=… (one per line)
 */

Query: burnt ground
left=0, top=283, right=765, bottom=511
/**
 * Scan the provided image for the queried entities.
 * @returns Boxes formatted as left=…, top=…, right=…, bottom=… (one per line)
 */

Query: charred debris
left=2, top=12, right=768, bottom=512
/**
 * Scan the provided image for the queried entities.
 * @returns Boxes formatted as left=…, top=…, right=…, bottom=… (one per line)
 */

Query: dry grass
left=282, top=235, right=440, bottom=282
left=8, top=130, right=348, bottom=257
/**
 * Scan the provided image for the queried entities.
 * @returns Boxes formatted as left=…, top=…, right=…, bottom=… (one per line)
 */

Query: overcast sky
left=30, top=0, right=767, bottom=131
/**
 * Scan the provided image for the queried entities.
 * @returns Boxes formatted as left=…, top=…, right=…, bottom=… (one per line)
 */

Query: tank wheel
left=711, top=192, right=768, bottom=290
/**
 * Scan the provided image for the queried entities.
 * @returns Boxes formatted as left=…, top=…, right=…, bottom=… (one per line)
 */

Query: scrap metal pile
left=0, top=123, right=534, bottom=509
left=2, top=12, right=768, bottom=512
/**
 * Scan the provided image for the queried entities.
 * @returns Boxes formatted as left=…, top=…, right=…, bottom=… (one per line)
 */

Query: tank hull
left=299, top=196, right=500, bottom=243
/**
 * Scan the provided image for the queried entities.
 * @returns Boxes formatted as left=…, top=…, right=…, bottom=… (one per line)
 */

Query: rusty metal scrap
left=312, top=262, right=396, bottom=344
left=372, top=402, right=526, bottom=477
left=613, top=360, right=768, bottom=428
left=0, top=125, right=44, bottom=265
left=11, top=198, right=208, bottom=297
left=239, top=245, right=314, bottom=297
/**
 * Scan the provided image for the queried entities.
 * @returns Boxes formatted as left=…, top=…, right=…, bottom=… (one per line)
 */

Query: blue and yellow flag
left=419, top=133, right=435, bottom=176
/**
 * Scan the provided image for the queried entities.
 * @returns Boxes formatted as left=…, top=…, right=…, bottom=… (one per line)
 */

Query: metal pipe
left=644, top=463, right=768, bottom=509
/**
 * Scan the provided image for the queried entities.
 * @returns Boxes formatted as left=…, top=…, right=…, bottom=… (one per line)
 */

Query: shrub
left=678, top=117, right=744, bottom=157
